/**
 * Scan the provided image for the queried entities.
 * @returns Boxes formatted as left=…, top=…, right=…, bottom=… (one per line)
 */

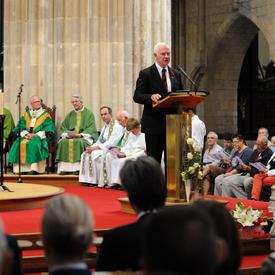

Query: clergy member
left=79, top=106, right=124, bottom=186
left=55, top=94, right=98, bottom=175
left=8, top=95, right=55, bottom=174
left=104, top=118, right=146, bottom=189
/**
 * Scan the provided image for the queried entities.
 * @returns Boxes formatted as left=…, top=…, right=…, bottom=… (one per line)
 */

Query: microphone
left=15, top=84, right=24, bottom=104
left=177, top=66, right=197, bottom=90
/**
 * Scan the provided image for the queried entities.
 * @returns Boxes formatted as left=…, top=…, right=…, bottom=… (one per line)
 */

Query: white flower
left=194, top=144, right=201, bottom=152
left=187, top=152, right=193, bottom=160
left=232, top=202, right=263, bottom=227
left=198, top=170, right=203, bottom=179
left=194, top=163, right=200, bottom=168
left=188, top=166, right=195, bottom=174
left=187, top=138, right=194, bottom=145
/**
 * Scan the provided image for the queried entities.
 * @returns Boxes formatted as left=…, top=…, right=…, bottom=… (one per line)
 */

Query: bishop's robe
left=55, top=107, right=98, bottom=173
left=8, top=109, right=55, bottom=173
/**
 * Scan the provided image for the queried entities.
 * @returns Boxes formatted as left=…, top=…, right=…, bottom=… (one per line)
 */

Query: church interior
left=1, top=0, right=275, bottom=275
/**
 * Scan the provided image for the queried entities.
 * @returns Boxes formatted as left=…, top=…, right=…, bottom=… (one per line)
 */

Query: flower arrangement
left=180, top=138, right=204, bottom=196
left=232, top=201, right=269, bottom=239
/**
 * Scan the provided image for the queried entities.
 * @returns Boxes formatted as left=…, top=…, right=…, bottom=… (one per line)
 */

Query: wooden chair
left=25, top=101, right=56, bottom=173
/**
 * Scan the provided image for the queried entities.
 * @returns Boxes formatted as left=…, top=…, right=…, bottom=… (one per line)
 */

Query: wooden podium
left=153, top=90, right=208, bottom=201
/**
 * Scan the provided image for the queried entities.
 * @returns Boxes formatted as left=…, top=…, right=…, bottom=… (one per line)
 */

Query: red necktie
left=162, top=68, right=168, bottom=93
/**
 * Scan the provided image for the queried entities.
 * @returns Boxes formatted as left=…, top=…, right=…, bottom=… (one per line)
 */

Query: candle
left=0, top=89, right=3, bottom=115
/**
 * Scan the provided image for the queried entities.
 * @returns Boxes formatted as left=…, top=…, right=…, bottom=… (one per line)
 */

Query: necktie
left=162, top=68, right=168, bottom=93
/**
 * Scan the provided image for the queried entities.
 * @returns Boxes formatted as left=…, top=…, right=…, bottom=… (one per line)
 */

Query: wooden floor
left=0, top=182, right=64, bottom=211
left=3, top=173, right=79, bottom=186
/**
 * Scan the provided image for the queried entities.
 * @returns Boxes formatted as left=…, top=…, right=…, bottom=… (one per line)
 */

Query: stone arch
left=202, top=14, right=259, bottom=134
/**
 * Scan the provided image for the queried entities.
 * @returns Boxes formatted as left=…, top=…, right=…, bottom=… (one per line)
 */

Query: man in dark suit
left=42, top=195, right=93, bottom=275
left=133, top=42, right=183, bottom=163
left=96, top=156, right=167, bottom=271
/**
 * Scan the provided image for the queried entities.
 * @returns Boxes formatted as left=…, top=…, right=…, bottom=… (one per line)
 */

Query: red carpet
left=0, top=186, right=271, bottom=271
left=0, top=185, right=136, bottom=234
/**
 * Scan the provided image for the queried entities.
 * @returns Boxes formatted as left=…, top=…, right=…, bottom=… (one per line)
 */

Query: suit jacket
left=6, top=234, right=22, bottom=275
left=96, top=214, right=151, bottom=271
left=133, top=64, right=183, bottom=134
left=50, top=268, right=92, bottom=275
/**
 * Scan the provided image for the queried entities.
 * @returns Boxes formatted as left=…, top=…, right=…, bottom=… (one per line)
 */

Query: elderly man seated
left=8, top=95, right=55, bottom=174
left=202, top=131, right=223, bottom=194
left=55, top=94, right=98, bottom=175
left=42, top=195, right=93, bottom=275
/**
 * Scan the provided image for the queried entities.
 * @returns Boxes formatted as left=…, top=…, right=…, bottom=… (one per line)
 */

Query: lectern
left=153, top=90, right=208, bottom=201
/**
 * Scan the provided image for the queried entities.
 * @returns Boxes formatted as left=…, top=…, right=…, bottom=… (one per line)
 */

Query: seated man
left=96, top=156, right=166, bottom=271
left=3, top=108, right=15, bottom=148
left=214, top=134, right=253, bottom=196
left=79, top=106, right=124, bottom=186
left=222, top=136, right=272, bottom=199
left=55, top=94, right=98, bottom=175
left=8, top=95, right=55, bottom=174
left=103, top=118, right=146, bottom=189
left=250, top=151, right=275, bottom=200
left=202, top=131, right=223, bottom=194
left=203, top=133, right=236, bottom=193
left=42, top=194, right=93, bottom=275
left=143, top=205, right=221, bottom=275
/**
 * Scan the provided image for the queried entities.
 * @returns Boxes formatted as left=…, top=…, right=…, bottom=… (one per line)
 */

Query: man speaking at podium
left=133, top=42, right=183, bottom=164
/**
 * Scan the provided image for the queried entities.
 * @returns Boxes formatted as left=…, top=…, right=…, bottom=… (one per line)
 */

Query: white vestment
left=79, top=120, right=123, bottom=184
left=103, top=132, right=146, bottom=187
left=192, top=115, right=206, bottom=149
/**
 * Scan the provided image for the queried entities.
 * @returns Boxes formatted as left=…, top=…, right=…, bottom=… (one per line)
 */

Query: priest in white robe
left=79, top=106, right=124, bottom=186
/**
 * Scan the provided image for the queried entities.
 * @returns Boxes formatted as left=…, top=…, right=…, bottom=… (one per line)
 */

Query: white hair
left=71, top=93, right=83, bottom=103
left=42, top=195, right=93, bottom=263
left=154, top=42, right=170, bottom=54
left=207, top=131, right=218, bottom=140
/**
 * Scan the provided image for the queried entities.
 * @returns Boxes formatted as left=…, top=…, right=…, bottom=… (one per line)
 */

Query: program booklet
left=249, top=162, right=268, bottom=172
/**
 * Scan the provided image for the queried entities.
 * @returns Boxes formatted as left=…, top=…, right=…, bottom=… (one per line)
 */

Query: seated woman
left=102, top=118, right=146, bottom=189
left=8, top=95, right=55, bottom=174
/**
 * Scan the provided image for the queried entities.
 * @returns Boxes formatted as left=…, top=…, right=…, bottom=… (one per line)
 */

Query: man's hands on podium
left=151, top=93, right=162, bottom=104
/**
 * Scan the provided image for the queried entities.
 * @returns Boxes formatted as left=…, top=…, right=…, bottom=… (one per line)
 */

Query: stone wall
left=177, top=0, right=275, bottom=135
left=4, top=0, right=171, bottom=130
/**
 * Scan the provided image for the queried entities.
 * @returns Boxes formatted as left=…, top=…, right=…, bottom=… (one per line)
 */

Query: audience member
left=214, top=134, right=253, bottom=196
left=42, top=194, right=93, bottom=275
left=203, top=133, right=236, bottom=193
left=79, top=106, right=124, bottom=186
left=195, top=200, right=241, bottom=275
left=202, top=131, right=223, bottom=193
left=223, top=136, right=272, bottom=199
left=142, top=205, right=221, bottom=275
left=8, top=95, right=55, bottom=174
left=261, top=251, right=275, bottom=275
left=96, top=156, right=166, bottom=271
left=185, top=108, right=206, bottom=150
left=102, top=118, right=146, bottom=189
left=55, top=94, right=98, bottom=175
left=253, top=127, right=273, bottom=149
left=250, top=151, right=275, bottom=200
left=6, top=234, right=22, bottom=275
left=270, top=136, right=275, bottom=152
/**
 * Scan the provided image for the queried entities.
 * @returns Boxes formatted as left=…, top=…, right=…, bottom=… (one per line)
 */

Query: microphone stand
left=15, top=84, right=24, bottom=183
left=177, top=66, right=198, bottom=91
left=0, top=114, right=12, bottom=192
